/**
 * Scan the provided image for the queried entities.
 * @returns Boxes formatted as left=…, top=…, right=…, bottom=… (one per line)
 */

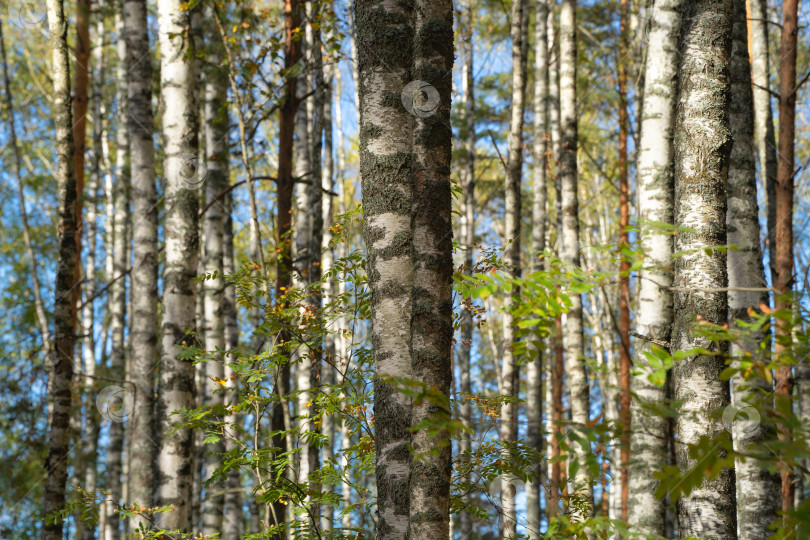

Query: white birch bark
left=355, top=1, right=416, bottom=536
left=728, top=0, right=781, bottom=535
left=123, top=0, right=157, bottom=532
left=155, top=0, right=200, bottom=530
left=627, top=0, right=681, bottom=534
left=200, top=4, right=229, bottom=534
left=501, top=0, right=526, bottom=535
left=672, top=1, right=737, bottom=536
left=559, top=0, right=592, bottom=514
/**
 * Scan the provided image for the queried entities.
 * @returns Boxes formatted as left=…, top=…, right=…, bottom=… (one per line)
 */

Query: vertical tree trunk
left=559, top=0, right=591, bottom=513
left=527, top=0, right=549, bottom=535
left=627, top=0, right=681, bottom=534
left=617, top=0, right=631, bottom=522
left=155, top=0, right=200, bottom=529
left=104, top=10, right=129, bottom=539
left=408, top=0, right=454, bottom=538
left=672, top=1, right=737, bottom=536
left=222, top=193, right=243, bottom=540
left=746, top=0, right=777, bottom=283
left=355, top=0, right=416, bottom=537
left=42, top=0, right=78, bottom=536
left=501, top=0, right=526, bottom=535
left=728, top=0, right=782, bottom=535
left=123, top=0, right=156, bottom=530
left=774, top=0, right=798, bottom=517
left=458, top=0, right=475, bottom=535
left=200, top=3, right=229, bottom=534
left=272, top=0, right=300, bottom=531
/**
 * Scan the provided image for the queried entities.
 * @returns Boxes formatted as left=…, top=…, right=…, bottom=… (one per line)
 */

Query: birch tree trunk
left=559, top=0, right=592, bottom=513
left=408, top=1, right=454, bottom=538
left=627, top=0, right=681, bottom=534
left=672, top=1, right=737, bottom=536
left=355, top=0, right=416, bottom=536
left=727, top=0, right=781, bottom=535
left=222, top=194, right=243, bottom=540
left=42, top=0, right=79, bottom=535
left=458, top=0, right=475, bottom=535
left=200, top=4, right=229, bottom=534
left=104, top=11, right=129, bottom=539
left=527, top=0, right=549, bottom=535
left=774, top=0, right=798, bottom=517
left=746, top=0, right=777, bottom=283
left=123, top=0, right=156, bottom=531
left=501, top=0, right=526, bottom=535
left=156, top=0, right=200, bottom=529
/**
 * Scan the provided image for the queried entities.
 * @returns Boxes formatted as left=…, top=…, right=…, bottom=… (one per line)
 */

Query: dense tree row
left=0, top=0, right=808, bottom=538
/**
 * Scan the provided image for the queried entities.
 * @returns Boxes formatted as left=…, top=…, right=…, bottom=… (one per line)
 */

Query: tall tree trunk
left=774, top=0, right=798, bottom=518
left=271, top=0, right=300, bottom=531
left=155, top=0, right=200, bottom=529
left=200, top=3, right=229, bottom=534
left=617, top=0, right=631, bottom=523
left=0, top=20, right=52, bottom=360
left=222, top=193, right=243, bottom=540
left=627, top=0, right=681, bottom=534
left=728, top=0, right=782, bottom=535
left=527, top=0, right=549, bottom=535
left=559, top=0, right=591, bottom=513
left=42, top=0, right=79, bottom=536
left=408, top=1, right=453, bottom=538
left=104, top=10, right=129, bottom=539
left=501, top=0, right=526, bottom=535
left=746, top=0, right=777, bottom=284
left=355, top=0, right=417, bottom=537
left=458, top=0, right=475, bottom=535
left=124, top=0, right=156, bottom=530
left=672, top=1, right=737, bottom=536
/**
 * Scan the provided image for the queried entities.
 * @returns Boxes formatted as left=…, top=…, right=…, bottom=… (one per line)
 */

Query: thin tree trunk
left=774, top=0, right=798, bottom=518
left=155, top=0, right=200, bottom=529
left=271, top=0, right=300, bottom=531
left=408, top=0, right=454, bottom=538
left=355, top=0, right=417, bottom=536
left=746, top=0, right=777, bottom=284
left=617, top=0, right=631, bottom=523
left=200, top=3, right=229, bottom=534
left=0, top=21, right=52, bottom=358
left=104, top=10, right=129, bottom=539
left=42, top=0, right=79, bottom=535
left=459, top=0, right=475, bottom=535
left=123, top=0, right=156, bottom=530
left=627, top=0, right=681, bottom=534
left=501, top=0, right=526, bottom=535
left=728, top=0, right=782, bottom=535
left=527, top=0, right=549, bottom=535
left=222, top=193, right=243, bottom=540
left=672, top=1, right=737, bottom=536
left=559, top=0, right=592, bottom=514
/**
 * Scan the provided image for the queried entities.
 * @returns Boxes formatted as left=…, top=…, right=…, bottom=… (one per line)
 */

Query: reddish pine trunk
left=775, top=0, right=798, bottom=517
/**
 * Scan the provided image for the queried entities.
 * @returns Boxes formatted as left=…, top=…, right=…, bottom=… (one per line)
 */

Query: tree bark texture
left=672, top=1, right=737, bottom=536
